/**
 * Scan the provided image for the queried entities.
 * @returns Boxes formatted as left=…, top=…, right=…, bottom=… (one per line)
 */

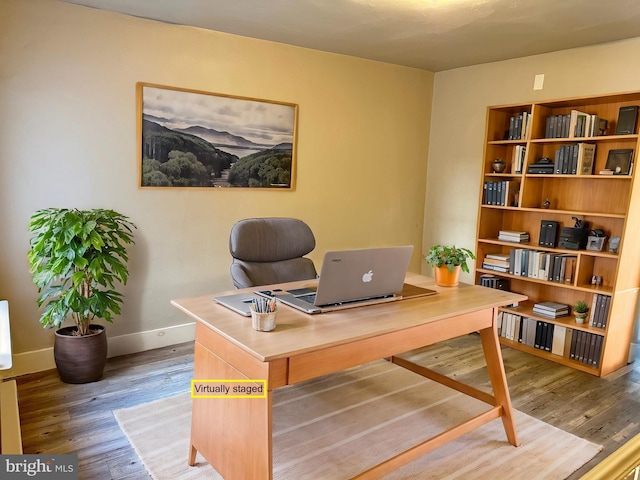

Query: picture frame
left=608, top=236, right=621, bottom=254
left=604, top=149, right=634, bottom=175
left=137, top=83, right=298, bottom=189
left=586, top=235, right=606, bottom=252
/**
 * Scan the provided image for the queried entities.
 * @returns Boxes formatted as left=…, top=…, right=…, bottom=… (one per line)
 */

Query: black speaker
left=559, top=226, right=589, bottom=250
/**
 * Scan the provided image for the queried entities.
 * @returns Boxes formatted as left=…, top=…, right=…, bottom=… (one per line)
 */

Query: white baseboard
left=4, top=322, right=196, bottom=379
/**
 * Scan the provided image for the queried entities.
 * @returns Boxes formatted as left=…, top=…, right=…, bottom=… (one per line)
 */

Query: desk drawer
left=288, top=308, right=493, bottom=384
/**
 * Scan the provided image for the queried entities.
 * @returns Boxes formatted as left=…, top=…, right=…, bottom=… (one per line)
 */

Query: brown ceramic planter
left=54, top=324, right=107, bottom=384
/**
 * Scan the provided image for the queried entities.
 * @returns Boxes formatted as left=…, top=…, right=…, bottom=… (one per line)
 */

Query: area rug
left=114, top=360, right=602, bottom=479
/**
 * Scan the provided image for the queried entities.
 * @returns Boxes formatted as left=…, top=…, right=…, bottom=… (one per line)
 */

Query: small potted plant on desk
left=573, top=300, right=590, bottom=324
left=425, top=245, right=476, bottom=287
left=27, top=208, right=136, bottom=383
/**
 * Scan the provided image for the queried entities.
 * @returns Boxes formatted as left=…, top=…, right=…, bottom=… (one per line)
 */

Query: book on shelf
left=513, top=145, right=526, bottom=174
left=498, top=230, right=529, bottom=243
left=533, top=301, right=569, bottom=318
left=589, top=293, right=611, bottom=329
left=538, top=220, right=559, bottom=247
left=482, top=180, right=520, bottom=207
left=532, top=309, right=569, bottom=319
left=482, top=263, right=509, bottom=272
left=551, top=325, right=567, bottom=356
left=508, top=111, right=530, bottom=140
left=568, top=109, right=590, bottom=138
left=534, top=301, right=570, bottom=312
left=505, top=249, right=575, bottom=283
left=553, top=143, right=595, bottom=175
left=482, top=254, right=510, bottom=273
left=569, top=330, right=603, bottom=367
left=485, top=253, right=510, bottom=262
left=533, top=321, right=554, bottom=351
left=482, top=256, right=509, bottom=265
left=545, top=113, right=573, bottom=138
left=576, top=143, right=596, bottom=175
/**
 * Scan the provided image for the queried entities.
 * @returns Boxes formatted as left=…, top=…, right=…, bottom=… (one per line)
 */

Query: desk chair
left=229, top=217, right=317, bottom=288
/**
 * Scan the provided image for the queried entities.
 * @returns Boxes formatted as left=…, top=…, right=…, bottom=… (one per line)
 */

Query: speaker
left=558, top=226, right=589, bottom=250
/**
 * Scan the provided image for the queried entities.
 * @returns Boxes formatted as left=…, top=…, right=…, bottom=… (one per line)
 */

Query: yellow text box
left=191, top=379, right=267, bottom=398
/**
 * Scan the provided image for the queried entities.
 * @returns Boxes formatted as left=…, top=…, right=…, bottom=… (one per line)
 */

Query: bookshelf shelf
left=476, top=92, right=640, bottom=376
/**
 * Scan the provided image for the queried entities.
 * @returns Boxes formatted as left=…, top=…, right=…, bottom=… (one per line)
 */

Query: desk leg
left=479, top=324, right=519, bottom=447
left=188, top=445, right=197, bottom=466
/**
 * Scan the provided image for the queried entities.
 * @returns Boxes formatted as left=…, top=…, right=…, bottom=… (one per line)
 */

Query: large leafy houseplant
left=425, top=245, right=476, bottom=273
left=28, top=208, right=136, bottom=336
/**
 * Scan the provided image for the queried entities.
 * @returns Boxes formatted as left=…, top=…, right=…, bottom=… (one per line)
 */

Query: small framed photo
left=608, top=236, right=621, bottom=254
left=586, top=235, right=606, bottom=252
left=604, top=149, right=634, bottom=175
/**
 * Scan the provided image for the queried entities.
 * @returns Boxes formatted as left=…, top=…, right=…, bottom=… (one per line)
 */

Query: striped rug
left=115, top=359, right=601, bottom=479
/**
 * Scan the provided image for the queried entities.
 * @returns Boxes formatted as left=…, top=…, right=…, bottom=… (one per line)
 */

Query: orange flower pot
left=434, top=265, right=461, bottom=287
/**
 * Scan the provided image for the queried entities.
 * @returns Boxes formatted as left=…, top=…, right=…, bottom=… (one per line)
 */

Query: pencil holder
left=251, top=309, right=277, bottom=332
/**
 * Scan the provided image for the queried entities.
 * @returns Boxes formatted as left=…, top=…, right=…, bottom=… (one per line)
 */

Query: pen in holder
left=250, top=298, right=277, bottom=332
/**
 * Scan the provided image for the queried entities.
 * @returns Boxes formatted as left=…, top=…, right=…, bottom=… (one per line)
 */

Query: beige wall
left=424, top=37, right=640, bottom=283
left=0, top=0, right=433, bottom=360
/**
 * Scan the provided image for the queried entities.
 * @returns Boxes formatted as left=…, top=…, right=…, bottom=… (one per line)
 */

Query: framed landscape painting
left=137, top=83, right=298, bottom=189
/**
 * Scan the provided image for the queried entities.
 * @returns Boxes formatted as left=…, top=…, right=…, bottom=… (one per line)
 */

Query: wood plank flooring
left=13, top=335, right=640, bottom=479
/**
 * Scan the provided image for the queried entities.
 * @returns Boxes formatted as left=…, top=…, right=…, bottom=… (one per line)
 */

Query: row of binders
left=507, top=111, right=530, bottom=140
left=590, top=294, right=611, bottom=329
left=511, top=250, right=576, bottom=283
left=482, top=180, right=520, bottom=207
left=545, top=111, right=608, bottom=139
left=552, top=143, right=596, bottom=175
left=497, top=312, right=603, bottom=367
left=481, top=249, right=577, bottom=284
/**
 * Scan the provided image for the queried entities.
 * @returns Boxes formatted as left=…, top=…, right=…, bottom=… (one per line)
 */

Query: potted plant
left=27, top=208, right=136, bottom=383
left=573, top=300, right=590, bottom=324
left=425, top=245, right=476, bottom=287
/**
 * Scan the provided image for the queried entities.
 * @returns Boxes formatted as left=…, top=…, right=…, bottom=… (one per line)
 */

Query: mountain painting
left=137, top=83, right=297, bottom=189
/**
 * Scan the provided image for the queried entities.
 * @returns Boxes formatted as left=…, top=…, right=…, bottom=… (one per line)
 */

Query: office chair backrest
left=229, top=217, right=317, bottom=288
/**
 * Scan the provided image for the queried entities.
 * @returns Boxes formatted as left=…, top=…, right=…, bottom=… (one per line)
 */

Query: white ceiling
left=63, top=0, right=640, bottom=71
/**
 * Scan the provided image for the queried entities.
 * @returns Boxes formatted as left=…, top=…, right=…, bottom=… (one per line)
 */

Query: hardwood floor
left=14, top=335, right=640, bottom=479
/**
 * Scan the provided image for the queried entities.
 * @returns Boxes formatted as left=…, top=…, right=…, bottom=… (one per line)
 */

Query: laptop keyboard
left=297, top=293, right=317, bottom=304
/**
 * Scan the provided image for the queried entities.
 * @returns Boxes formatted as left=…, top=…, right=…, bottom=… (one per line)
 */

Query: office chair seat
left=229, top=217, right=317, bottom=288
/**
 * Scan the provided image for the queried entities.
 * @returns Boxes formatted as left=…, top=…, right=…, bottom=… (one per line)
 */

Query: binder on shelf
left=538, top=220, right=559, bottom=248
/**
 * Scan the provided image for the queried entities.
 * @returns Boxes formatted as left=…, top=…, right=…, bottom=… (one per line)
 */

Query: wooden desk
left=171, top=272, right=527, bottom=479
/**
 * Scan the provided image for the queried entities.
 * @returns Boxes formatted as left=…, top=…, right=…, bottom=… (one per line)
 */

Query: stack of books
left=481, top=253, right=510, bottom=272
left=498, top=230, right=530, bottom=243
left=533, top=301, right=569, bottom=318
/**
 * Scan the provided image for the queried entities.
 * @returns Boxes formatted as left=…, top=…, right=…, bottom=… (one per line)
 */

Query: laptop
left=213, top=292, right=266, bottom=316
left=256, top=245, right=436, bottom=314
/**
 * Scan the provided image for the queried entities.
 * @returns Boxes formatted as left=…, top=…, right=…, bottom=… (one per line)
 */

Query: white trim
left=3, top=322, right=196, bottom=379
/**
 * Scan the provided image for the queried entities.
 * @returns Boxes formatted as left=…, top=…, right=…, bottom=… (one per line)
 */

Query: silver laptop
left=257, top=245, right=432, bottom=314
left=213, top=292, right=265, bottom=316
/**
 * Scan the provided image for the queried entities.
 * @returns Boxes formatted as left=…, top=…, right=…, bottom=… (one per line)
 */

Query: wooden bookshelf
left=475, top=91, right=640, bottom=376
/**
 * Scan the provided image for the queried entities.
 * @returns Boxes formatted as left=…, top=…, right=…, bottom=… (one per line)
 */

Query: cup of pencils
left=250, top=297, right=277, bottom=332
